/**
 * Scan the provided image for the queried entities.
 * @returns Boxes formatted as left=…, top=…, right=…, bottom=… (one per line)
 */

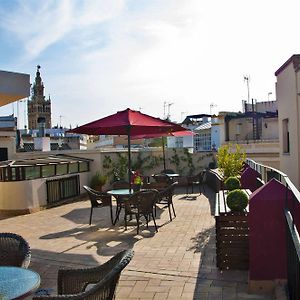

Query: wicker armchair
left=83, top=186, right=113, bottom=225
left=33, top=249, right=134, bottom=300
left=152, top=174, right=172, bottom=185
left=124, top=190, right=159, bottom=234
left=157, top=182, right=178, bottom=221
left=0, top=232, right=31, bottom=268
left=186, top=171, right=206, bottom=194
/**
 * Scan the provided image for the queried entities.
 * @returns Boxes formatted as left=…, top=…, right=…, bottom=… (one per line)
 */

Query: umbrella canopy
left=70, top=108, right=185, bottom=136
left=69, top=108, right=188, bottom=188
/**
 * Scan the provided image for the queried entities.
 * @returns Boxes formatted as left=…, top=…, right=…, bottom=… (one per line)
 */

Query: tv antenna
left=59, top=115, right=64, bottom=128
left=163, top=101, right=174, bottom=120
left=210, top=103, right=217, bottom=115
left=244, top=75, right=250, bottom=103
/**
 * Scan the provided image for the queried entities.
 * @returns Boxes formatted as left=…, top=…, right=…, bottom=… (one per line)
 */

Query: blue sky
left=1, top=0, right=300, bottom=128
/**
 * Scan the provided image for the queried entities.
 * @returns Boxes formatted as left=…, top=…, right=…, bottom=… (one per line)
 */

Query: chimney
left=37, top=117, right=46, bottom=137
left=34, top=117, right=50, bottom=151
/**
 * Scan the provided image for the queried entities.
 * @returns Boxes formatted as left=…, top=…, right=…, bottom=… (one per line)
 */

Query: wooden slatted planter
left=215, top=190, right=250, bottom=270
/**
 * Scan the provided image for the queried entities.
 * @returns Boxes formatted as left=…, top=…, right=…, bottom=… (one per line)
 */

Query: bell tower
left=27, top=65, right=52, bottom=130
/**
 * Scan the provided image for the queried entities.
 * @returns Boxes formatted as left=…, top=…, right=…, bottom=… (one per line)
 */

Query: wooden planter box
left=215, top=190, right=250, bottom=270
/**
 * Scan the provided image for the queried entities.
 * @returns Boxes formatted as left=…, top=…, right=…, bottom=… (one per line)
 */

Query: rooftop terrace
left=0, top=186, right=274, bottom=299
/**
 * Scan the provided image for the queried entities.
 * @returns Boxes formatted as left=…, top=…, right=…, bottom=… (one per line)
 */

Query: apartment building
left=275, top=54, right=300, bottom=188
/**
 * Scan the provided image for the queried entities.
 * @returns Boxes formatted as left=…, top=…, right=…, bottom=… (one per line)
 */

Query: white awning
left=0, top=70, right=30, bottom=107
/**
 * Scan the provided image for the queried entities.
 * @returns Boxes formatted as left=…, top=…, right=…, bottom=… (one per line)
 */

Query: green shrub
left=217, top=144, right=246, bottom=179
left=90, top=172, right=107, bottom=191
left=226, top=189, right=248, bottom=212
left=224, top=176, right=241, bottom=191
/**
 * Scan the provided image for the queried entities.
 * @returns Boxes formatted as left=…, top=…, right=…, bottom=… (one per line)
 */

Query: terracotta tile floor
left=0, top=187, right=273, bottom=299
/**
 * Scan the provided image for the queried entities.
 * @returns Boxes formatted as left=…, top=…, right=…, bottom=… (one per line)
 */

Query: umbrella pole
left=162, top=136, right=166, bottom=173
left=127, top=127, right=132, bottom=191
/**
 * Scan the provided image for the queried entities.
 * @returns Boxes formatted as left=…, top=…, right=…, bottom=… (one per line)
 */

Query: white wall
left=0, top=172, right=89, bottom=212
left=276, top=61, right=300, bottom=188
left=0, top=70, right=30, bottom=106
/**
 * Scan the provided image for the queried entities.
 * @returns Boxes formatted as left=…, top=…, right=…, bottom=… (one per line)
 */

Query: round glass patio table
left=165, top=173, right=180, bottom=182
left=165, top=173, right=179, bottom=178
left=0, top=266, right=40, bottom=300
left=107, top=189, right=137, bottom=225
left=107, top=189, right=135, bottom=196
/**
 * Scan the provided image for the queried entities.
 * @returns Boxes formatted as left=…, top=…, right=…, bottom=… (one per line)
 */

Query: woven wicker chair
left=83, top=186, right=113, bottom=225
left=152, top=173, right=172, bottom=185
left=124, top=190, right=159, bottom=234
left=157, top=182, right=178, bottom=221
left=33, top=249, right=134, bottom=300
left=186, top=171, right=206, bottom=194
left=0, top=232, right=31, bottom=268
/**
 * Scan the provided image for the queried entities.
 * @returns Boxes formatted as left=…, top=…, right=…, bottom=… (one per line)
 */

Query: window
left=56, top=164, right=68, bottom=175
left=79, top=161, right=89, bottom=172
left=69, top=163, right=79, bottom=173
left=42, top=165, right=55, bottom=177
left=282, top=118, right=290, bottom=153
left=25, top=166, right=41, bottom=180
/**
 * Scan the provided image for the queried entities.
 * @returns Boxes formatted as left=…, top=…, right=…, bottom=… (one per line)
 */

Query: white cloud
left=0, top=0, right=125, bottom=60
left=2, top=0, right=300, bottom=127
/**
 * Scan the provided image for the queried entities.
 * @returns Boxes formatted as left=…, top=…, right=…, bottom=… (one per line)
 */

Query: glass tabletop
left=0, top=266, right=40, bottom=300
left=107, top=189, right=135, bottom=196
left=165, top=173, right=179, bottom=177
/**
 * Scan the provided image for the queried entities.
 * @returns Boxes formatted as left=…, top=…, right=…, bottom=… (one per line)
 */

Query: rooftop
left=0, top=186, right=273, bottom=299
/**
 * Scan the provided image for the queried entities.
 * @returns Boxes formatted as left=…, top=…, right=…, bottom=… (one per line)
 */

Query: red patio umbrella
left=69, top=108, right=187, bottom=188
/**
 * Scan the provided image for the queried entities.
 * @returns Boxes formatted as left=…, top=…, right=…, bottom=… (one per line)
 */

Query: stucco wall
left=0, top=136, right=16, bottom=160
left=277, top=62, right=300, bottom=188
left=0, top=172, right=89, bottom=212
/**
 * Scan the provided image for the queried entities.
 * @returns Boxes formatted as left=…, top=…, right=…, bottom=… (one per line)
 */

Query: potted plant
left=224, top=176, right=241, bottom=191
left=132, top=171, right=143, bottom=192
left=90, top=172, right=107, bottom=191
left=226, top=189, right=249, bottom=212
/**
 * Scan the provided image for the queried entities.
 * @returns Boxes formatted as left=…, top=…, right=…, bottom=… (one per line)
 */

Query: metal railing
left=247, top=158, right=300, bottom=299
left=46, top=174, right=80, bottom=204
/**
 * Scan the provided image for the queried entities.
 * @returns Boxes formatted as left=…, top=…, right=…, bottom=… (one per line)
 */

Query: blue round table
left=0, top=266, right=40, bottom=299
left=107, top=189, right=135, bottom=196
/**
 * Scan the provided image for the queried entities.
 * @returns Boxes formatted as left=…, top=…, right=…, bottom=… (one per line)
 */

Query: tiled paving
left=0, top=187, right=273, bottom=299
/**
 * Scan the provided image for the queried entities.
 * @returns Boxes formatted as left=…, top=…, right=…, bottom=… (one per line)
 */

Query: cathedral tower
left=27, top=65, right=52, bottom=130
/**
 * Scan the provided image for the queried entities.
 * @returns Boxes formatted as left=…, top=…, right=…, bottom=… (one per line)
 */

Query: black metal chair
left=186, top=171, right=206, bottom=194
left=33, top=249, right=134, bottom=300
left=83, top=186, right=113, bottom=225
left=0, top=232, right=31, bottom=268
left=157, top=182, right=178, bottom=221
left=124, top=190, right=159, bottom=234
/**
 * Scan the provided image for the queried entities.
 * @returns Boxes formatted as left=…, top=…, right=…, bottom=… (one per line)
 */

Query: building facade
left=27, top=66, right=52, bottom=130
left=275, top=54, right=300, bottom=188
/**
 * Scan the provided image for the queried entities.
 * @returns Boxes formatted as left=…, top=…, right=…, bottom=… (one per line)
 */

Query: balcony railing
left=247, top=158, right=300, bottom=299
left=46, top=174, right=80, bottom=205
